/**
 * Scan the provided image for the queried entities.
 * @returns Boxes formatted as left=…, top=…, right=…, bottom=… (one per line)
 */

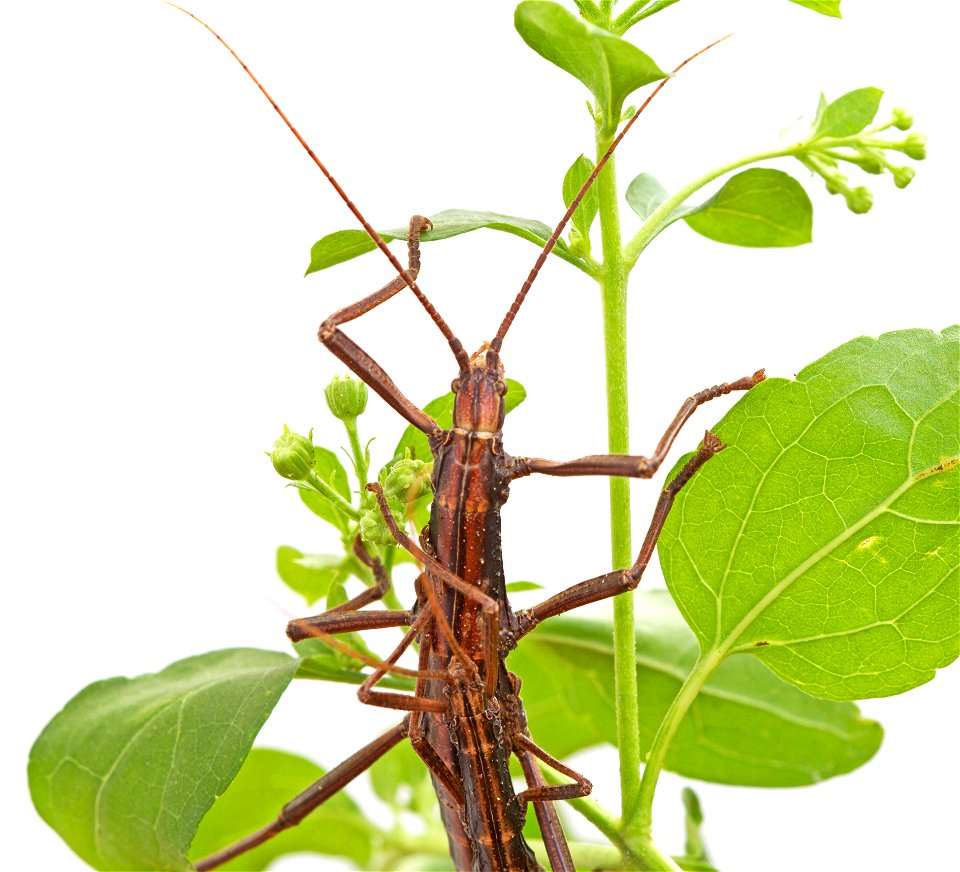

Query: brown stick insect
left=167, top=6, right=765, bottom=870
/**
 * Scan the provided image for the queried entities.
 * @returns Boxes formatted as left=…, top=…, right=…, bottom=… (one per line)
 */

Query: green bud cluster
left=270, top=425, right=315, bottom=481
left=802, top=105, right=925, bottom=214
left=359, top=457, right=433, bottom=547
left=324, top=375, right=368, bottom=422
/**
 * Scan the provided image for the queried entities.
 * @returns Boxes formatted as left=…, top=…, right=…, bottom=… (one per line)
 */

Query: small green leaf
left=369, top=741, right=430, bottom=810
left=306, top=210, right=577, bottom=276
left=814, top=87, right=884, bottom=139
left=511, top=590, right=882, bottom=786
left=562, top=155, right=599, bottom=237
left=391, top=378, right=527, bottom=466
left=190, top=748, right=377, bottom=870
left=662, top=327, right=960, bottom=700
left=29, top=649, right=299, bottom=871
left=625, top=172, right=668, bottom=220
left=276, top=545, right=345, bottom=605
left=515, top=1, right=667, bottom=124
left=677, top=787, right=714, bottom=869
left=683, top=168, right=813, bottom=248
left=298, top=445, right=352, bottom=530
left=506, top=580, right=545, bottom=593
left=306, top=229, right=379, bottom=275
left=788, top=0, right=842, bottom=18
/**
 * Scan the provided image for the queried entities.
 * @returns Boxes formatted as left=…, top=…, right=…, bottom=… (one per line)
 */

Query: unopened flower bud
left=324, top=375, right=368, bottom=422
left=358, top=491, right=404, bottom=548
left=892, top=166, right=916, bottom=189
left=384, top=458, right=433, bottom=504
left=902, top=133, right=927, bottom=161
left=270, top=425, right=315, bottom=481
left=845, top=186, right=873, bottom=214
left=891, top=107, right=913, bottom=131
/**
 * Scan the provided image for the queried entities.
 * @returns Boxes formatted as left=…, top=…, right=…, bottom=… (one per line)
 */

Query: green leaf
left=369, top=740, right=430, bottom=810
left=625, top=172, right=668, bottom=220
left=506, top=580, right=545, bottom=593
left=276, top=545, right=345, bottom=605
left=661, top=327, right=960, bottom=700
left=677, top=787, right=715, bottom=870
left=562, top=155, right=599, bottom=237
left=391, top=378, right=527, bottom=466
left=298, top=445, right=352, bottom=530
left=189, top=748, right=377, bottom=869
left=306, top=210, right=576, bottom=276
left=28, top=649, right=299, bottom=871
left=683, top=168, right=813, bottom=248
left=515, top=1, right=667, bottom=124
left=788, top=0, right=842, bottom=18
left=511, top=590, right=882, bottom=786
left=814, top=87, right=884, bottom=139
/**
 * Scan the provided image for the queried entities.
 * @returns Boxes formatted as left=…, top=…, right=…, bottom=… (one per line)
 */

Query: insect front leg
left=319, top=215, right=461, bottom=435
left=506, top=370, right=763, bottom=482
left=516, top=433, right=724, bottom=635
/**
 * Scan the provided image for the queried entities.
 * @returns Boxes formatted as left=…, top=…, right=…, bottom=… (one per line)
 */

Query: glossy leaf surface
left=511, top=591, right=882, bottom=785
left=276, top=545, right=345, bottom=605
left=306, top=210, right=576, bottom=276
left=683, top=168, right=813, bottom=247
left=29, top=650, right=299, bottom=871
left=189, top=748, right=376, bottom=870
left=515, top=1, right=667, bottom=122
left=661, top=328, right=960, bottom=699
left=814, top=87, right=884, bottom=139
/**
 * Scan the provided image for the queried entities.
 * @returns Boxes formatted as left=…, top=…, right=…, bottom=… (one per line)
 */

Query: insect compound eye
left=495, top=380, right=507, bottom=397
left=450, top=379, right=462, bottom=393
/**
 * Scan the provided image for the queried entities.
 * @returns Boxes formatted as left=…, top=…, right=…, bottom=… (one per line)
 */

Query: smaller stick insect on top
left=164, top=7, right=765, bottom=871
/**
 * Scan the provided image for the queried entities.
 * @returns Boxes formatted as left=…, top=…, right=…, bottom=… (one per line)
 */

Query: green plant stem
left=303, top=470, right=361, bottom=520
left=595, top=126, right=642, bottom=829
left=343, top=418, right=369, bottom=486
left=627, top=650, right=722, bottom=844
left=623, top=144, right=802, bottom=268
left=539, top=766, right=630, bottom=855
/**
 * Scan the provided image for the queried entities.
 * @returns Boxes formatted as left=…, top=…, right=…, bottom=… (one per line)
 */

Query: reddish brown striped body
left=419, top=349, right=538, bottom=871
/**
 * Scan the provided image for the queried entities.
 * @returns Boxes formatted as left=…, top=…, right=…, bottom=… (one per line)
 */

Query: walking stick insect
left=169, top=6, right=765, bottom=870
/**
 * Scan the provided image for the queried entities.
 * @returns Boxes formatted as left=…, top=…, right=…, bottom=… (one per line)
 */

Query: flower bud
left=892, top=166, right=916, bottom=189
left=324, top=375, right=368, bottom=421
left=902, top=133, right=927, bottom=161
left=270, top=425, right=315, bottom=481
left=845, top=186, right=873, bottom=214
left=891, top=107, right=913, bottom=131
left=384, top=458, right=433, bottom=504
left=358, top=491, right=404, bottom=548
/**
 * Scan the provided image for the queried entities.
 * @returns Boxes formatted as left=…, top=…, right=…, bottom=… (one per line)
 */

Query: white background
left=3, top=1, right=957, bottom=870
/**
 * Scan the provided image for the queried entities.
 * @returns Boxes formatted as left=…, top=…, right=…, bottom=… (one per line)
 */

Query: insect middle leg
left=507, top=370, right=764, bottom=481
left=516, top=432, right=724, bottom=634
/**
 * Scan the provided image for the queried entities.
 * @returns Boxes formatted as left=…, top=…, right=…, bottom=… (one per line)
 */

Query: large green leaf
left=29, top=650, right=299, bottom=871
left=306, top=210, right=577, bottom=276
left=511, top=590, right=882, bottom=786
left=515, top=1, right=667, bottom=123
left=683, top=168, right=813, bottom=248
left=661, top=328, right=960, bottom=700
left=788, top=0, right=842, bottom=18
left=189, top=748, right=377, bottom=870
left=814, top=87, right=884, bottom=139
left=391, top=378, right=527, bottom=466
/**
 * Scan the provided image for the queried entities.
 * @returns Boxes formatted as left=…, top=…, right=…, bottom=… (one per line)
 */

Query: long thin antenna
left=165, top=3, right=469, bottom=370
left=491, top=35, right=731, bottom=352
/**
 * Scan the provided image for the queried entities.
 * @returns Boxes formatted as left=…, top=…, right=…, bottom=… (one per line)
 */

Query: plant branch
left=625, top=649, right=722, bottom=842
left=622, top=143, right=803, bottom=268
